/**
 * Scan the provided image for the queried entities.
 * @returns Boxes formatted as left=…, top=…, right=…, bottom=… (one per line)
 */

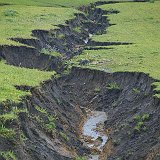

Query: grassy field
left=0, top=0, right=121, bottom=7
left=70, top=1, right=160, bottom=96
left=0, top=5, right=77, bottom=45
left=0, top=0, right=131, bottom=46
left=0, top=61, right=55, bottom=102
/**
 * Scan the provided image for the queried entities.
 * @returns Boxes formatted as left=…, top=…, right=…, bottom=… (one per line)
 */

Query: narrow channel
left=82, top=111, right=108, bottom=160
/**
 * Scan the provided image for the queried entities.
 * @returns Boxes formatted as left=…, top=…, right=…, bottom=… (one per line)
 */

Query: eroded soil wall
left=1, top=67, right=159, bottom=159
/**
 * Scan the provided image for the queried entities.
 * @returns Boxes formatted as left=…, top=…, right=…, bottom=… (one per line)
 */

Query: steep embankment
left=1, top=66, right=159, bottom=159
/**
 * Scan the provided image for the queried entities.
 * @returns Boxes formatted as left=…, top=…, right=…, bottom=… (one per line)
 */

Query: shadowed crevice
left=84, top=46, right=113, bottom=50
left=87, top=40, right=132, bottom=47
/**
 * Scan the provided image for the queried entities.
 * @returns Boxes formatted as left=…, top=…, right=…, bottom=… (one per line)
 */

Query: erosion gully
left=0, top=1, right=160, bottom=160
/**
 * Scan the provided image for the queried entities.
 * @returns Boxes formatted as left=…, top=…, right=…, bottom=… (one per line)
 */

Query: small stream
left=82, top=111, right=108, bottom=160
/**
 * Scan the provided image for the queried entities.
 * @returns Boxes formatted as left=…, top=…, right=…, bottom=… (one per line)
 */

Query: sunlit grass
left=0, top=61, right=55, bottom=102
left=0, top=5, right=77, bottom=45
left=0, top=0, right=128, bottom=7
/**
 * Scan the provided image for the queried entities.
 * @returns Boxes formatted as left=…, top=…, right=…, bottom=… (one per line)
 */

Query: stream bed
left=82, top=111, right=108, bottom=160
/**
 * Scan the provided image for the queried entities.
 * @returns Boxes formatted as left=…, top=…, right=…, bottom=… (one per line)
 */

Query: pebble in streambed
left=82, top=111, right=108, bottom=160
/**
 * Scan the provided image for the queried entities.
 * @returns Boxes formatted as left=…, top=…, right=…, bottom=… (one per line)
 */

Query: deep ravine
left=1, top=66, right=160, bottom=159
left=0, top=1, right=160, bottom=160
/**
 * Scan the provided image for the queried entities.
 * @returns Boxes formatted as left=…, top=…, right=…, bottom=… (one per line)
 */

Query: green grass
left=0, top=0, right=126, bottom=7
left=0, top=5, right=77, bottom=45
left=35, top=105, right=47, bottom=114
left=0, top=61, right=55, bottom=102
left=0, top=112, right=17, bottom=123
left=0, top=107, right=27, bottom=123
left=106, top=82, right=120, bottom=90
left=70, top=1, right=160, bottom=96
left=132, top=88, right=141, bottom=94
left=34, top=106, right=57, bottom=132
left=75, top=157, right=87, bottom=160
left=0, top=150, right=16, bottom=160
left=133, top=113, right=150, bottom=133
left=0, top=125, right=15, bottom=139
left=44, top=119, right=56, bottom=132
left=60, top=132, right=69, bottom=141
left=40, top=48, right=62, bottom=57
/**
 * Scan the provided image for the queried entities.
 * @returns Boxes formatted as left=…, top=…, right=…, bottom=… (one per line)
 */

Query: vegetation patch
left=40, top=48, right=61, bottom=57
left=73, top=26, right=81, bottom=33
left=0, top=61, right=55, bottom=102
left=60, top=132, right=69, bottom=141
left=3, top=9, right=18, bottom=17
left=0, top=150, right=16, bottom=160
left=35, top=105, right=47, bottom=114
left=0, top=4, right=77, bottom=45
left=0, top=0, right=124, bottom=7
left=94, top=87, right=101, bottom=93
left=132, top=88, right=141, bottom=94
left=75, top=156, right=87, bottom=160
left=0, top=106, right=28, bottom=139
left=106, top=82, right=120, bottom=90
left=34, top=106, right=57, bottom=133
left=0, top=125, right=15, bottom=139
left=133, top=113, right=150, bottom=133
left=44, top=115, right=57, bottom=132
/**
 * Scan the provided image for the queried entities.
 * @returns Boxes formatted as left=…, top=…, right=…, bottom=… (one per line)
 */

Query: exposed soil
left=0, top=1, right=160, bottom=160
left=87, top=41, right=132, bottom=47
left=0, top=67, right=160, bottom=160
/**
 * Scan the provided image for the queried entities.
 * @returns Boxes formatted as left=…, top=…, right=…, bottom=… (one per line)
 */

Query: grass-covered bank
left=0, top=5, right=77, bottom=45
left=0, top=61, right=55, bottom=102
left=69, top=1, right=160, bottom=97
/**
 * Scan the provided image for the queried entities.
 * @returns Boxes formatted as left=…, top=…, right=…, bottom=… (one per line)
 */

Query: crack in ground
left=0, top=2, right=131, bottom=72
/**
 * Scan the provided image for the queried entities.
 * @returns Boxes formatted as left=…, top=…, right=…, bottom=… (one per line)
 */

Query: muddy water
left=82, top=111, right=108, bottom=160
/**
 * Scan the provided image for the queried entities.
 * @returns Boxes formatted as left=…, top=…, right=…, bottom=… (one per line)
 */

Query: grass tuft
left=0, top=61, right=55, bottom=102
left=60, top=132, right=69, bottom=141
left=0, top=150, right=16, bottom=160
left=106, top=83, right=120, bottom=90
left=4, top=10, right=18, bottom=17
left=0, top=125, right=15, bottom=139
